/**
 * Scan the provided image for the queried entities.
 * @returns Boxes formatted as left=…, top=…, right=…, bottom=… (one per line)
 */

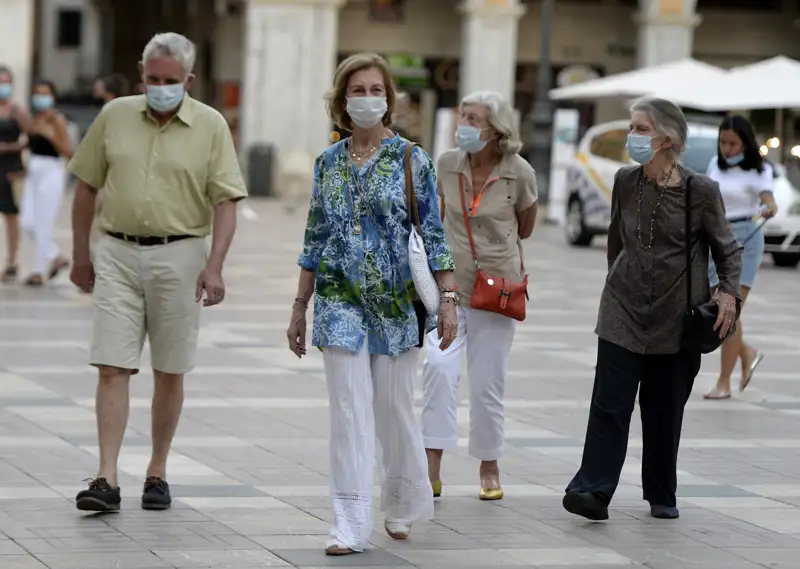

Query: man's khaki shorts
left=90, top=235, right=207, bottom=375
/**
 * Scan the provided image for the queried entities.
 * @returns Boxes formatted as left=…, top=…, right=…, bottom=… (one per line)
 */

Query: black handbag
left=681, top=176, right=741, bottom=354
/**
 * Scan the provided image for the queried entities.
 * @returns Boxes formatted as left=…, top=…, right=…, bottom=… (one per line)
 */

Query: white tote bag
left=408, top=223, right=440, bottom=314
left=404, top=143, right=440, bottom=315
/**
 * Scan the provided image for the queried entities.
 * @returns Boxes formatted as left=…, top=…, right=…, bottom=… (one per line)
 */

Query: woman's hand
left=31, top=120, right=55, bottom=140
left=437, top=298, right=458, bottom=351
left=287, top=302, right=308, bottom=358
left=712, top=291, right=738, bottom=339
left=761, top=203, right=778, bottom=219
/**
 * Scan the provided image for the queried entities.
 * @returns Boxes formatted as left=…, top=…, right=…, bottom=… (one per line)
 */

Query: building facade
left=2, top=0, right=798, bottom=176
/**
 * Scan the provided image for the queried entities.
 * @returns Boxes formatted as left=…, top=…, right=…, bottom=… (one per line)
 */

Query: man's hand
left=70, top=261, right=95, bottom=293
left=196, top=265, right=225, bottom=307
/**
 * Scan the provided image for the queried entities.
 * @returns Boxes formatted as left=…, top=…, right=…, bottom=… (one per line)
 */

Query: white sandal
left=324, top=542, right=356, bottom=556
left=740, top=351, right=764, bottom=392
left=385, top=520, right=411, bottom=540
left=703, top=386, right=731, bottom=400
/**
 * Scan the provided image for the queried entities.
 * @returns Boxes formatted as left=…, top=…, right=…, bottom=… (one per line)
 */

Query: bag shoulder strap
left=684, top=174, right=693, bottom=310
left=458, top=173, right=480, bottom=266
left=404, top=143, right=422, bottom=233
left=457, top=171, right=527, bottom=274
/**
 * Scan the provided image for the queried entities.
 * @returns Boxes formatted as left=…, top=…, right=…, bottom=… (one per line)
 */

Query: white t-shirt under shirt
left=706, top=156, right=773, bottom=220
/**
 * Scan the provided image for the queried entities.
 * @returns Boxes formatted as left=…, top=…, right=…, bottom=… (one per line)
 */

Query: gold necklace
left=349, top=132, right=385, bottom=160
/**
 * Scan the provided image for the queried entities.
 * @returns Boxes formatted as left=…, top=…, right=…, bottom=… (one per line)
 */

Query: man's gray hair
left=460, top=91, right=523, bottom=155
left=630, top=97, right=688, bottom=160
left=142, top=32, right=196, bottom=75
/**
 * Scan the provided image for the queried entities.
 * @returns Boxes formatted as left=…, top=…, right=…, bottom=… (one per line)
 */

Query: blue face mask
left=626, top=133, right=655, bottom=165
left=725, top=153, right=744, bottom=166
left=31, top=94, right=54, bottom=111
left=0, top=84, right=12, bottom=100
left=456, top=125, right=488, bottom=154
left=146, top=83, right=185, bottom=113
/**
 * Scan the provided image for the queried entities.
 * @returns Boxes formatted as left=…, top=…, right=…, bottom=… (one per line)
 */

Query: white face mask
left=346, top=96, right=388, bottom=129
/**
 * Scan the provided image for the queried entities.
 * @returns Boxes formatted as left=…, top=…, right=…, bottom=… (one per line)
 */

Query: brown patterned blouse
left=596, top=164, right=742, bottom=355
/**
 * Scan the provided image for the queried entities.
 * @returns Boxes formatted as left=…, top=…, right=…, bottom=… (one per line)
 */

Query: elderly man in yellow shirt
left=67, top=32, right=247, bottom=512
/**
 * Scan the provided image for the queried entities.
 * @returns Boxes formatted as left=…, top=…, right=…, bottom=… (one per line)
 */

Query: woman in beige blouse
left=421, top=91, right=538, bottom=501
left=563, top=97, right=741, bottom=522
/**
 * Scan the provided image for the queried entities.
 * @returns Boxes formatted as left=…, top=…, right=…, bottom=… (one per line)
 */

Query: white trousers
left=323, top=343, right=433, bottom=551
left=20, top=155, right=66, bottom=274
left=421, top=306, right=517, bottom=461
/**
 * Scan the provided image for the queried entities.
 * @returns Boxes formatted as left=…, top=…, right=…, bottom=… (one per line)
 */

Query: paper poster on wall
left=546, top=108, right=580, bottom=226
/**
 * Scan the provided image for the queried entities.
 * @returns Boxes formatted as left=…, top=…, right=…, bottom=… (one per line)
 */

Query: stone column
left=458, top=0, right=525, bottom=106
left=635, top=0, right=701, bottom=68
left=241, top=0, right=345, bottom=179
left=0, top=0, right=35, bottom=106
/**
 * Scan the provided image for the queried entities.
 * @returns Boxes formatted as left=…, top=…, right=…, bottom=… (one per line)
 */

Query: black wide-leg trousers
left=566, top=338, right=702, bottom=508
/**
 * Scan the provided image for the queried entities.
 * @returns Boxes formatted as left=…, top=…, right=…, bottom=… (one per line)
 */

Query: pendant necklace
left=636, top=164, right=676, bottom=250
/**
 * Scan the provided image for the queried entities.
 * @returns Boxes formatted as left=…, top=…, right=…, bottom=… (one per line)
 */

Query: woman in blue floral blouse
left=286, top=53, right=457, bottom=556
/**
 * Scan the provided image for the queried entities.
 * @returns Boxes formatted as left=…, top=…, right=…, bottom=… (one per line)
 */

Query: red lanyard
left=459, top=173, right=498, bottom=216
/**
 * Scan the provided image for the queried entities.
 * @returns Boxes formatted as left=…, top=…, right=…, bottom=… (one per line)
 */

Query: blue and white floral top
left=298, top=134, right=455, bottom=356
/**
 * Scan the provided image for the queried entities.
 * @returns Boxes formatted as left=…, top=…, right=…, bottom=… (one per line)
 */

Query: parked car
left=565, top=119, right=800, bottom=268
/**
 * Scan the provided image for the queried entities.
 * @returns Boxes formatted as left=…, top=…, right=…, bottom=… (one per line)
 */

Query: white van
left=565, top=119, right=800, bottom=268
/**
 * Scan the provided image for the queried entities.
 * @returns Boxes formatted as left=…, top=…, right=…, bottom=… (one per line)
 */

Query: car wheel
left=772, top=252, right=800, bottom=268
left=566, top=197, right=593, bottom=247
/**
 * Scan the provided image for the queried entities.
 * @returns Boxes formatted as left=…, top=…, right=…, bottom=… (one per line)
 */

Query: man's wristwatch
left=441, top=290, right=459, bottom=306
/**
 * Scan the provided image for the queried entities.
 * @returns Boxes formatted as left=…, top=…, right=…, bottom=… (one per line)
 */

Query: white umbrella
left=670, top=56, right=800, bottom=111
left=548, top=59, right=728, bottom=104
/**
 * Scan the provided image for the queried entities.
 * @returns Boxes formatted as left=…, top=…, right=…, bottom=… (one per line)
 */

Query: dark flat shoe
left=650, top=504, right=679, bottom=519
left=563, top=490, right=609, bottom=521
left=48, top=256, right=69, bottom=280
left=1, top=266, right=17, bottom=283
left=23, top=274, right=43, bottom=287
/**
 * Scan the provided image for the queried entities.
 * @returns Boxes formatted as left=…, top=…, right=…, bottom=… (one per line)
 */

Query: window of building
left=369, top=0, right=405, bottom=22
left=590, top=129, right=629, bottom=162
left=56, top=9, right=83, bottom=49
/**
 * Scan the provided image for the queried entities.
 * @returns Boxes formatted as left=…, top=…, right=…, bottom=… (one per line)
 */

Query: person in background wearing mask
left=421, top=91, right=537, bottom=502
left=563, top=98, right=740, bottom=522
left=67, top=32, right=247, bottom=513
left=286, top=52, right=456, bottom=555
left=0, top=65, right=28, bottom=282
left=19, top=79, right=72, bottom=286
left=704, top=115, right=777, bottom=400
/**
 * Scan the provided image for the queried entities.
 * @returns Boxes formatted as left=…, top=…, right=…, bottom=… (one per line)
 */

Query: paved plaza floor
left=0, top=198, right=799, bottom=568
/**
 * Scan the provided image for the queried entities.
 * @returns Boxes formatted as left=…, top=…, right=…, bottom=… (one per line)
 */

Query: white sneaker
left=384, top=520, right=411, bottom=540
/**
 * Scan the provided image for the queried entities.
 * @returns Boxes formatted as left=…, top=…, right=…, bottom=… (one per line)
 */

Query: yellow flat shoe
left=431, top=480, right=442, bottom=498
left=479, top=487, right=504, bottom=501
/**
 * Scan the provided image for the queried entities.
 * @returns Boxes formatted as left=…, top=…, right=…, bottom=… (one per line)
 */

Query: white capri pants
left=20, top=155, right=67, bottom=274
left=422, top=306, right=517, bottom=461
left=323, top=341, right=433, bottom=551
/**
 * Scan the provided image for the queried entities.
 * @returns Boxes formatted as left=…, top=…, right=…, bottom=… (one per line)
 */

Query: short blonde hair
left=460, top=91, right=523, bottom=155
left=326, top=53, right=397, bottom=131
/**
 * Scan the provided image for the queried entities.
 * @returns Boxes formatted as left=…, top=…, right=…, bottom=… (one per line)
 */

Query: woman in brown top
left=563, top=98, right=741, bottom=522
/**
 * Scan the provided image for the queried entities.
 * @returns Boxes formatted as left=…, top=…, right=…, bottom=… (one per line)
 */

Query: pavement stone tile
left=273, top=549, right=412, bottom=566
left=2, top=202, right=800, bottom=567
left=153, top=548, right=291, bottom=567
left=0, top=557, right=48, bottom=569
left=33, top=551, right=172, bottom=569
